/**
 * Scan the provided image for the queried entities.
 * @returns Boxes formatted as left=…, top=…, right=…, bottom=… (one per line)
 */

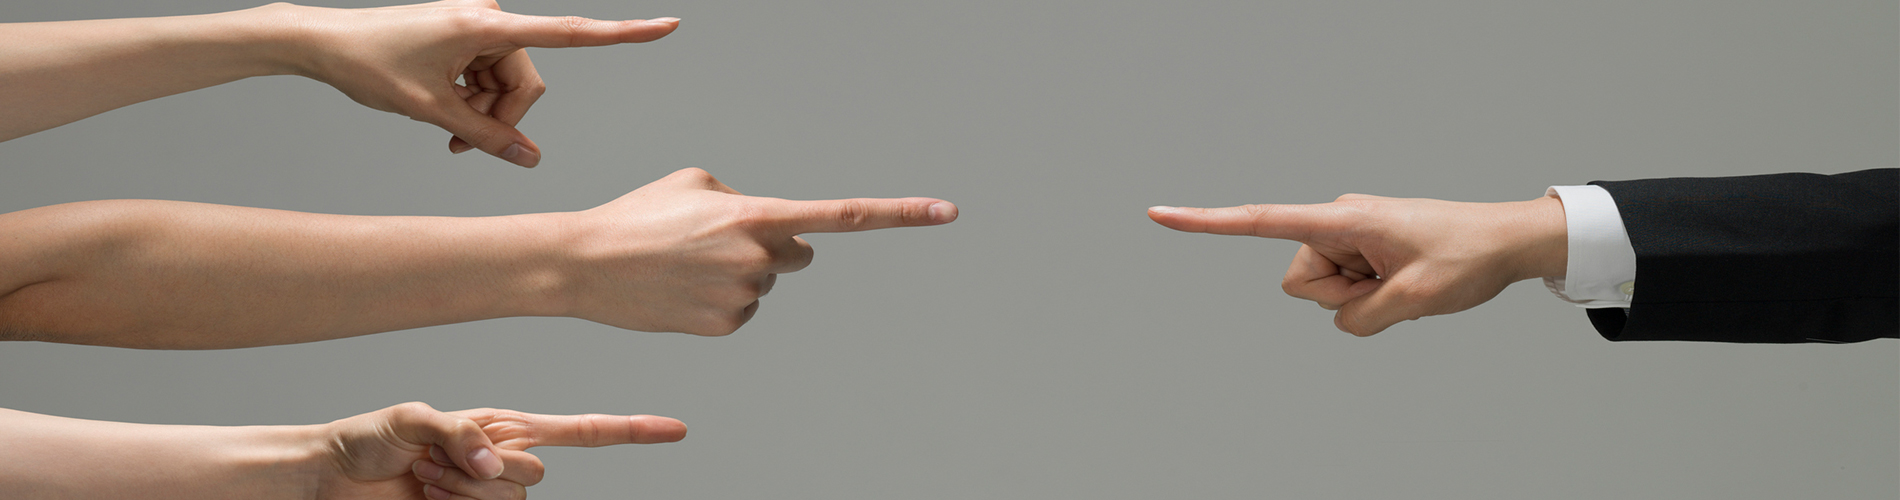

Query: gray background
left=2, top=0, right=1895, bottom=498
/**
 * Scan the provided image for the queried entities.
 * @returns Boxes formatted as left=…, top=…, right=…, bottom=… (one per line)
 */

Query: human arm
left=0, top=0, right=680, bottom=167
left=1147, top=194, right=1568, bottom=336
left=1149, top=169, right=1899, bottom=342
left=0, top=168, right=958, bottom=348
left=1583, top=168, right=1897, bottom=343
left=0, top=402, right=687, bottom=500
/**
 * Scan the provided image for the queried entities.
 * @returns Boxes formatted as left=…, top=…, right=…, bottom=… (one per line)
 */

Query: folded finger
left=1335, top=276, right=1433, bottom=337
left=486, top=51, right=546, bottom=130
left=413, top=461, right=527, bottom=500
left=769, top=236, right=815, bottom=274
left=418, top=92, right=540, bottom=168
left=386, top=403, right=505, bottom=480
left=1281, top=245, right=1379, bottom=308
left=435, top=445, right=545, bottom=487
left=757, top=273, right=778, bottom=298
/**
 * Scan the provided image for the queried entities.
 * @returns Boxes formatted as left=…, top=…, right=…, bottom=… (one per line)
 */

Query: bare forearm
left=0, top=408, right=320, bottom=500
left=0, top=5, right=297, bottom=141
left=0, top=200, right=574, bottom=348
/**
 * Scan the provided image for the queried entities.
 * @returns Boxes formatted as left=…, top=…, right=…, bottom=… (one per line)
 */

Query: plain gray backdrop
left=2, top=1, right=1895, bottom=498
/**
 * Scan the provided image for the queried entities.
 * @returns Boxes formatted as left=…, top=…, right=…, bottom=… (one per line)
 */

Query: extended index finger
left=1147, top=204, right=1351, bottom=241
left=769, top=197, right=958, bottom=234
left=499, top=15, right=681, bottom=48
left=507, top=413, right=689, bottom=449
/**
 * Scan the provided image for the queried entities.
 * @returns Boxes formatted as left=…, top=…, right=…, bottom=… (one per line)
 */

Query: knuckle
left=898, top=200, right=929, bottom=225
left=577, top=414, right=606, bottom=447
left=392, top=401, right=436, bottom=418
left=749, top=242, right=782, bottom=268
left=791, top=245, right=815, bottom=269
left=449, top=418, right=484, bottom=438
left=444, top=7, right=495, bottom=31
left=727, top=204, right=771, bottom=233
left=718, top=243, right=775, bottom=273
left=674, top=167, right=713, bottom=183
left=1240, top=205, right=1278, bottom=234
left=459, top=125, right=505, bottom=147
left=1387, top=278, right=1436, bottom=304
left=737, top=278, right=766, bottom=299
left=833, top=200, right=872, bottom=230
left=556, top=16, right=593, bottom=45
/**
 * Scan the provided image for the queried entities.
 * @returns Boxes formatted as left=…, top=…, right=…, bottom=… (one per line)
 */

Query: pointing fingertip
left=647, top=17, right=681, bottom=24
left=928, top=202, right=957, bottom=224
left=1149, top=206, right=1178, bottom=214
left=630, top=415, right=690, bottom=443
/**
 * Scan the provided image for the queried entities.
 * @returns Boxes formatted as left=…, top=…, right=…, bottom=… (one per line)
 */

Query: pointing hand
left=1149, top=194, right=1566, bottom=336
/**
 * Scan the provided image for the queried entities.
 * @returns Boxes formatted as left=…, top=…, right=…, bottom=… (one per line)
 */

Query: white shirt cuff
left=1542, top=185, right=1636, bottom=308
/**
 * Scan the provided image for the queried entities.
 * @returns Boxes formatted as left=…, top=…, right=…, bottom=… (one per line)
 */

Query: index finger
left=508, top=413, right=689, bottom=449
left=768, top=197, right=958, bottom=235
left=1147, top=204, right=1351, bottom=241
left=500, top=15, right=681, bottom=48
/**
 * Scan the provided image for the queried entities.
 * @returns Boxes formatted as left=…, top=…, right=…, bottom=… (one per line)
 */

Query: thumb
left=499, top=15, right=681, bottom=48
left=1147, top=204, right=1348, bottom=241
left=1331, top=277, right=1433, bottom=336
left=422, top=96, right=541, bottom=168
left=385, top=402, right=506, bottom=480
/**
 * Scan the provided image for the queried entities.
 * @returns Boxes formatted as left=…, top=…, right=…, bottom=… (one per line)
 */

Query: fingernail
left=501, top=143, right=539, bottom=168
left=649, top=17, right=681, bottom=24
left=412, top=460, right=445, bottom=481
left=1149, top=206, right=1178, bottom=214
left=928, top=202, right=956, bottom=223
left=468, top=447, right=503, bottom=479
left=423, top=485, right=452, bottom=500
left=449, top=143, right=472, bottom=154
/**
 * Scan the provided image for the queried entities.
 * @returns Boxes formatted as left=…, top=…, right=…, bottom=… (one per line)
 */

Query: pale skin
left=0, top=1, right=960, bottom=347
left=1148, top=194, right=1568, bottom=336
left=0, top=0, right=680, bottom=167
left=0, top=402, right=689, bottom=500
left=1, top=3, right=953, bottom=496
left=0, top=167, right=958, bottom=348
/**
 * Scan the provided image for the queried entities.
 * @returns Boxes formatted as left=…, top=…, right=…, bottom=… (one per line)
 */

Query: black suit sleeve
left=1584, top=168, right=1898, bottom=343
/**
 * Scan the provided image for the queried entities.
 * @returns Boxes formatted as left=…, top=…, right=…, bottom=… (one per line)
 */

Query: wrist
left=222, top=424, right=329, bottom=500
left=214, top=3, right=322, bottom=78
left=484, top=212, right=587, bottom=319
left=1500, top=196, right=1569, bottom=281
